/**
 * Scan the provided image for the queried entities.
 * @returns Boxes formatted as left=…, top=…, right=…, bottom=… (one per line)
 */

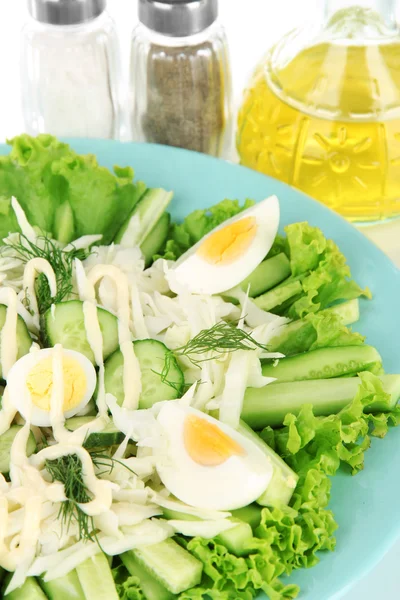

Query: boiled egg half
left=7, top=347, right=96, bottom=426
left=167, top=195, right=280, bottom=295
left=155, top=402, right=273, bottom=510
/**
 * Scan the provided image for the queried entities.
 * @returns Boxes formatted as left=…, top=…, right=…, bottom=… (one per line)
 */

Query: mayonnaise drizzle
left=31, top=445, right=117, bottom=516
left=75, top=258, right=108, bottom=415
left=23, top=258, right=57, bottom=329
left=0, top=388, right=17, bottom=436
left=0, top=287, right=19, bottom=379
left=79, top=262, right=141, bottom=410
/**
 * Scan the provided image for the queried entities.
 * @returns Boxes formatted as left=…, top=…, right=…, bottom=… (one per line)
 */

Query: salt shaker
left=130, top=0, right=232, bottom=157
left=21, top=0, right=121, bottom=139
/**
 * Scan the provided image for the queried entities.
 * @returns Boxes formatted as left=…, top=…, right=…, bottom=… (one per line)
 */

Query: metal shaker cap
left=28, top=0, right=106, bottom=25
left=139, top=0, right=218, bottom=37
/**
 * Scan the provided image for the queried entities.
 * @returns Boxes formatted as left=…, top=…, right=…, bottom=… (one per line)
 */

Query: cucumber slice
left=216, top=520, right=253, bottom=557
left=140, top=212, right=171, bottom=267
left=65, top=416, right=125, bottom=448
left=239, top=253, right=291, bottom=298
left=4, top=577, right=47, bottom=600
left=104, top=339, right=184, bottom=408
left=242, top=374, right=400, bottom=429
left=162, top=506, right=253, bottom=555
left=129, top=538, right=202, bottom=594
left=0, top=305, right=32, bottom=380
left=76, top=553, right=118, bottom=600
left=115, top=188, right=173, bottom=246
left=238, top=420, right=298, bottom=507
left=254, top=279, right=303, bottom=311
left=121, top=552, right=175, bottom=600
left=231, top=504, right=262, bottom=531
left=40, top=571, right=85, bottom=600
left=328, top=299, right=360, bottom=325
left=0, top=425, right=36, bottom=473
left=43, top=300, right=119, bottom=364
left=268, top=300, right=362, bottom=356
left=262, top=345, right=383, bottom=383
left=162, top=508, right=197, bottom=521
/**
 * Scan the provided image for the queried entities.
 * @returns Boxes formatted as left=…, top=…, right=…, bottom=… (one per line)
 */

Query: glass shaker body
left=21, top=12, right=121, bottom=139
left=130, top=22, right=232, bottom=157
left=237, top=0, right=400, bottom=222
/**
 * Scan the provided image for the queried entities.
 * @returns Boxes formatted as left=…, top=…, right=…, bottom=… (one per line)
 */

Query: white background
left=0, top=0, right=318, bottom=137
left=0, top=4, right=399, bottom=596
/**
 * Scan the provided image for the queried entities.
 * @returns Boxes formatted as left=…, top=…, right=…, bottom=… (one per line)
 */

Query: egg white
left=155, top=402, right=273, bottom=510
left=6, top=347, right=97, bottom=426
left=167, top=195, right=280, bottom=295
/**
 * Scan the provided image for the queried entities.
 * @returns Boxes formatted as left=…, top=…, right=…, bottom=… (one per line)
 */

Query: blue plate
left=2, top=139, right=400, bottom=600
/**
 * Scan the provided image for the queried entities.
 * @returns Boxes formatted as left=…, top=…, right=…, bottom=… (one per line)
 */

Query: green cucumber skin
left=131, top=538, right=203, bottom=594
left=65, top=416, right=125, bottom=448
left=242, top=375, right=400, bottom=429
left=40, top=571, right=85, bottom=600
left=43, top=300, right=119, bottom=365
left=76, top=553, right=118, bottom=600
left=115, top=188, right=173, bottom=246
left=261, top=345, right=382, bottom=383
left=268, top=300, right=360, bottom=356
left=0, top=305, right=32, bottom=380
left=0, top=426, right=36, bottom=474
left=4, top=577, right=47, bottom=600
left=254, top=279, right=303, bottom=312
left=239, top=253, right=291, bottom=298
left=121, top=552, right=175, bottom=600
left=104, top=339, right=184, bottom=409
left=238, top=420, right=298, bottom=507
left=140, top=212, right=170, bottom=267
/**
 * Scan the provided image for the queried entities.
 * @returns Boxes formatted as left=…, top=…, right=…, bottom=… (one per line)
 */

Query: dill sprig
left=2, top=234, right=87, bottom=314
left=161, top=320, right=270, bottom=385
left=91, top=452, right=138, bottom=477
left=44, top=451, right=139, bottom=544
left=45, top=453, right=96, bottom=543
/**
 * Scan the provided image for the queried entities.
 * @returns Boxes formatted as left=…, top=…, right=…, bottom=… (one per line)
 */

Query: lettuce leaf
left=112, top=564, right=145, bottom=600
left=0, top=196, right=21, bottom=240
left=178, top=373, right=400, bottom=600
left=262, top=372, right=400, bottom=477
left=156, top=199, right=255, bottom=261
left=269, top=310, right=364, bottom=356
left=274, top=223, right=371, bottom=319
left=6, top=134, right=72, bottom=233
left=1, top=134, right=146, bottom=244
left=51, top=154, right=145, bottom=244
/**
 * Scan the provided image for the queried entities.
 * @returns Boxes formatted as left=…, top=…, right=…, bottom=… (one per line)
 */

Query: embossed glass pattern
left=237, top=0, right=400, bottom=221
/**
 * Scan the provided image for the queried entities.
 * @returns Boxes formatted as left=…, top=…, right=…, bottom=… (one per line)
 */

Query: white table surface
left=1, top=2, right=400, bottom=598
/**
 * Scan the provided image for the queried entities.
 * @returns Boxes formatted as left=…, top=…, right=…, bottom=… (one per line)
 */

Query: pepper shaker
left=130, top=0, right=232, bottom=157
left=21, top=0, right=121, bottom=139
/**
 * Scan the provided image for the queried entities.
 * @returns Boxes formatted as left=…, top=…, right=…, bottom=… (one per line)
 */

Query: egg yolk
left=26, top=356, right=87, bottom=412
left=184, top=414, right=246, bottom=466
left=197, top=217, right=258, bottom=265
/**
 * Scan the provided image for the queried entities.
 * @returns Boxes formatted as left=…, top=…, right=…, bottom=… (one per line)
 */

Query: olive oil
left=237, top=26, right=400, bottom=220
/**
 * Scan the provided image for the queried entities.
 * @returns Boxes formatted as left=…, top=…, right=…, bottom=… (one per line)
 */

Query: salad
left=0, top=134, right=398, bottom=600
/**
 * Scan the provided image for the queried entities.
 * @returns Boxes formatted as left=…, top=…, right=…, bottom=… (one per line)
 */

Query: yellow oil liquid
left=237, top=41, right=400, bottom=220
